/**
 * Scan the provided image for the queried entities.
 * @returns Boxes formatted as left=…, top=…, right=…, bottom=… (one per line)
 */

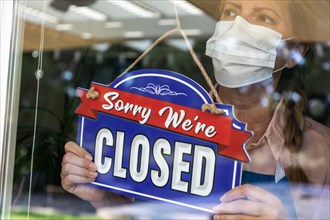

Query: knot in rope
left=202, top=104, right=223, bottom=114
left=86, top=87, right=99, bottom=99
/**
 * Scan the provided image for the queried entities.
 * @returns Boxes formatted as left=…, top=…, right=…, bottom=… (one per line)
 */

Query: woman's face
left=220, top=0, right=295, bottom=75
left=220, top=0, right=293, bottom=38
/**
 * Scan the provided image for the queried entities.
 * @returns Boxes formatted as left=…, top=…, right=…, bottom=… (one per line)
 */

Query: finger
left=213, top=199, right=285, bottom=219
left=61, top=162, right=98, bottom=179
left=62, top=152, right=97, bottom=171
left=65, top=141, right=93, bottom=161
left=220, top=184, right=281, bottom=205
left=62, top=173, right=95, bottom=192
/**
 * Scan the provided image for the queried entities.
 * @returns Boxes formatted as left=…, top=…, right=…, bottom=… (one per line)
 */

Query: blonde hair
left=288, top=0, right=330, bottom=42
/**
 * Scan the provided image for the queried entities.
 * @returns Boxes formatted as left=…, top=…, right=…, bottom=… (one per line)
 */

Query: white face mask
left=206, top=16, right=285, bottom=88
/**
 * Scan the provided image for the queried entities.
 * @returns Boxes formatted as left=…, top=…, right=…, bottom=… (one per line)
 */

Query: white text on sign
left=102, top=92, right=218, bottom=138
left=94, top=128, right=216, bottom=196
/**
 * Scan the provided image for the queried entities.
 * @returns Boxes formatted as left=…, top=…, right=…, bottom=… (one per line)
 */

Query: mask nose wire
left=282, top=37, right=296, bottom=41
left=272, top=65, right=286, bottom=74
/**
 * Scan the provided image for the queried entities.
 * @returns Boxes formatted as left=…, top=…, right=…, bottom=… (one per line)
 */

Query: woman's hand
left=213, top=184, right=289, bottom=220
left=61, top=141, right=132, bottom=208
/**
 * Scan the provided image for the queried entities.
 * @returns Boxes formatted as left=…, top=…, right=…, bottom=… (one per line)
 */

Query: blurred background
left=5, top=0, right=329, bottom=219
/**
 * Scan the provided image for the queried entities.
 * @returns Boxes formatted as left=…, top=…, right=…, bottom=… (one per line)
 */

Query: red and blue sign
left=75, top=69, right=252, bottom=213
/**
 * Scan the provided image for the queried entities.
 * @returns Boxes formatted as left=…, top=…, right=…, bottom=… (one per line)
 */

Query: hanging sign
left=75, top=69, right=252, bottom=213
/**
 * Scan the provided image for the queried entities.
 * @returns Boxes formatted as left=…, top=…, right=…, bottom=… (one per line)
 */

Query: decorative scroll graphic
left=75, top=69, right=252, bottom=213
left=131, top=83, right=187, bottom=96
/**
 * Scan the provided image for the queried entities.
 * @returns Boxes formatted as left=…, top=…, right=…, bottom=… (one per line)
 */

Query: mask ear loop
left=115, top=2, right=224, bottom=114
left=273, top=37, right=299, bottom=73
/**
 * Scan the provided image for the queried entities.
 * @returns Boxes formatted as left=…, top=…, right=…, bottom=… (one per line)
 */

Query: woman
left=61, top=0, right=329, bottom=219
left=207, top=0, right=329, bottom=219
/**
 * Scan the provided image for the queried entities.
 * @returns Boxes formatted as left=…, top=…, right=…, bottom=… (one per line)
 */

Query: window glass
left=1, top=0, right=329, bottom=219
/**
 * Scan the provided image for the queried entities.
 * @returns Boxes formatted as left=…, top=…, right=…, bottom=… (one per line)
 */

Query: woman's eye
left=258, top=15, right=275, bottom=24
left=223, top=9, right=237, bottom=19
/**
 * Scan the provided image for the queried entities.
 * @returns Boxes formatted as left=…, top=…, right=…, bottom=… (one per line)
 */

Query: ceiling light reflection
left=107, top=0, right=157, bottom=18
left=170, top=0, right=204, bottom=15
left=125, top=40, right=152, bottom=52
left=22, top=5, right=59, bottom=23
left=104, top=21, right=123, bottom=28
left=82, top=33, right=93, bottom=39
left=158, top=19, right=176, bottom=26
left=55, top=24, right=73, bottom=31
left=69, top=5, right=107, bottom=21
left=182, top=29, right=202, bottom=36
left=92, top=43, right=111, bottom=52
left=123, top=31, right=144, bottom=38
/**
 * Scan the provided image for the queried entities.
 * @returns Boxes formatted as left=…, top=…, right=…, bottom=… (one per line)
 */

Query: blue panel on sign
left=75, top=69, right=252, bottom=213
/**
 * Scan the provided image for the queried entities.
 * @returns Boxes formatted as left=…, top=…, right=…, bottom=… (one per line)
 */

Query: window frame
left=0, top=0, right=25, bottom=218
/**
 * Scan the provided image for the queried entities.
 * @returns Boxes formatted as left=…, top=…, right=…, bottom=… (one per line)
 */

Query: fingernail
left=220, top=194, right=226, bottom=202
left=213, top=204, right=223, bottom=213
left=90, top=172, right=98, bottom=178
left=89, top=163, right=97, bottom=171
left=85, top=154, right=93, bottom=161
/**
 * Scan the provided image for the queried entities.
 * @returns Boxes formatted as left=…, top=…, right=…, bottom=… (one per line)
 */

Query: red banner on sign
left=75, top=84, right=251, bottom=162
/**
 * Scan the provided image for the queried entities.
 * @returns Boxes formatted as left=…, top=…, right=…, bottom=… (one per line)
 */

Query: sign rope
left=115, top=2, right=223, bottom=113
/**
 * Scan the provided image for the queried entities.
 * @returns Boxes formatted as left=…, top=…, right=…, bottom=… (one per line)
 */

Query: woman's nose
left=239, top=14, right=254, bottom=25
